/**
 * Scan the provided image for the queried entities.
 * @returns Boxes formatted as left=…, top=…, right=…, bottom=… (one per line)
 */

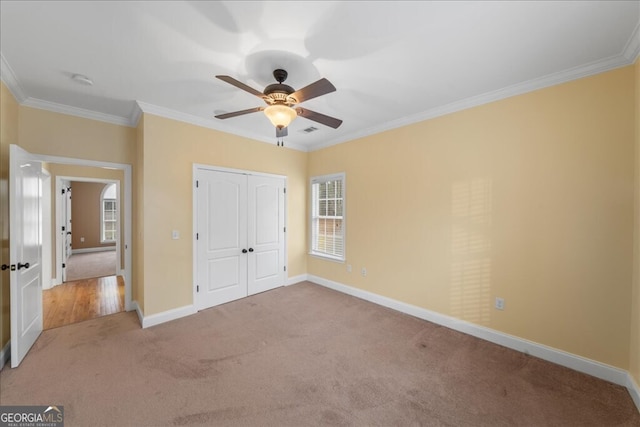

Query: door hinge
left=284, top=266, right=287, bottom=272
left=196, top=233, right=199, bottom=240
left=196, top=285, right=199, bottom=292
left=61, top=188, right=65, bottom=195
left=283, top=188, right=286, bottom=194
left=62, top=263, right=66, bottom=269
left=284, top=226, right=286, bottom=232
left=61, top=226, right=65, bottom=232
left=196, top=180, right=199, bottom=188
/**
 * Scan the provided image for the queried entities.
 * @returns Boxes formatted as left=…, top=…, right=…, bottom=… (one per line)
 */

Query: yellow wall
left=138, top=114, right=307, bottom=315
left=631, top=58, right=640, bottom=384
left=19, top=107, right=135, bottom=164
left=308, top=66, right=636, bottom=370
left=0, top=82, right=19, bottom=350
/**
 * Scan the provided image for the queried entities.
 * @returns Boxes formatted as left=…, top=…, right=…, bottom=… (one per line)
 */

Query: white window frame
left=101, top=183, right=117, bottom=243
left=309, top=173, right=346, bottom=262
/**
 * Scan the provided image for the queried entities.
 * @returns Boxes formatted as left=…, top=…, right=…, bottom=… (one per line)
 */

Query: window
left=101, top=183, right=117, bottom=243
left=310, top=173, right=345, bottom=261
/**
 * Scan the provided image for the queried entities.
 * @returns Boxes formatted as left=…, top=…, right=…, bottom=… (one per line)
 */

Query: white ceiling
left=1, top=1, right=639, bottom=151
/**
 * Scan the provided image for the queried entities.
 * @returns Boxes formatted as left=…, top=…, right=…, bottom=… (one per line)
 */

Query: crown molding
left=129, top=102, right=143, bottom=127
left=309, top=52, right=636, bottom=152
left=135, top=101, right=309, bottom=152
left=623, top=20, right=640, bottom=62
left=0, top=53, right=27, bottom=103
left=21, top=97, right=133, bottom=127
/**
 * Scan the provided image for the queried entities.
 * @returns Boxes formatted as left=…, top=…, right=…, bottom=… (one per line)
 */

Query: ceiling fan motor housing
left=264, top=83, right=295, bottom=104
left=264, top=69, right=297, bottom=105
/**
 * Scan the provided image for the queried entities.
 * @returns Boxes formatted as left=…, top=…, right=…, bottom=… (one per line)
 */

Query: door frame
left=54, top=176, right=122, bottom=285
left=34, top=154, right=132, bottom=312
left=192, top=164, right=287, bottom=310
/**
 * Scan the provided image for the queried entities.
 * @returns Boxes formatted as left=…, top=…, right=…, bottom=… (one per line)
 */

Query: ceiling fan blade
left=215, top=107, right=263, bottom=120
left=276, top=127, right=288, bottom=138
left=289, top=78, right=336, bottom=104
left=216, top=75, right=265, bottom=98
left=296, top=108, right=343, bottom=129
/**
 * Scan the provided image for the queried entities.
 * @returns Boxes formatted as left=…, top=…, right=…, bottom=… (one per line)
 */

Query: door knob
left=242, top=249, right=248, bottom=254
left=248, top=248, right=254, bottom=252
left=17, top=262, right=30, bottom=270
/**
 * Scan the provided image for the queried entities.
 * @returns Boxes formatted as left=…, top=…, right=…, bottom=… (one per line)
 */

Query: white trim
left=21, top=97, right=132, bottom=127
left=308, top=54, right=637, bottom=152
left=132, top=301, right=144, bottom=327
left=129, top=102, right=143, bottom=128
left=309, top=173, right=346, bottom=262
left=41, top=170, right=53, bottom=290
left=193, top=164, right=286, bottom=180
left=140, top=305, right=197, bottom=329
left=286, top=274, right=308, bottom=286
left=0, top=341, right=10, bottom=371
left=622, top=20, right=640, bottom=62
left=0, top=53, right=27, bottom=103
left=626, top=373, right=640, bottom=412
left=72, top=246, right=116, bottom=255
left=308, top=275, right=631, bottom=390
left=36, top=154, right=133, bottom=312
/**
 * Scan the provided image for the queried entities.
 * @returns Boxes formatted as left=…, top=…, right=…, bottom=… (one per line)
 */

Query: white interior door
left=247, top=175, right=285, bottom=295
left=196, top=170, right=248, bottom=310
left=9, top=144, right=43, bottom=367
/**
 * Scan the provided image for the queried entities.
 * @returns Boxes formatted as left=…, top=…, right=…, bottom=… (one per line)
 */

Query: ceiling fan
left=214, top=69, right=343, bottom=143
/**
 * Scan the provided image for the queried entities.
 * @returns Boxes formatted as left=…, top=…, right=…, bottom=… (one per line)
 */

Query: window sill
left=309, top=252, right=344, bottom=263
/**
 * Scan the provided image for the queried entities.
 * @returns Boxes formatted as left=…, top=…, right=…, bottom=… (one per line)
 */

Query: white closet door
left=196, top=170, right=248, bottom=310
left=247, top=175, right=285, bottom=295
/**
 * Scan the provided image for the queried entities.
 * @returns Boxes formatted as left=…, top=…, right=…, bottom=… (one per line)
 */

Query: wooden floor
left=43, top=275, right=125, bottom=330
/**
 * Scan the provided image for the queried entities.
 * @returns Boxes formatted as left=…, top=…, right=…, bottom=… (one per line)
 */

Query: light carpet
left=65, top=250, right=116, bottom=282
left=1, top=282, right=637, bottom=426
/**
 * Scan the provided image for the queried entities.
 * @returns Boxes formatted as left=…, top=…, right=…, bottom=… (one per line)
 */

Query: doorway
left=45, top=171, right=127, bottom=330
left=9, top=147, right=132, bottom=367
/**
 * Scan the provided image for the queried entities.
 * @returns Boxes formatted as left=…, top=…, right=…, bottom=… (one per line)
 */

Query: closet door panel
left=247, top=175, right=285, bottom=295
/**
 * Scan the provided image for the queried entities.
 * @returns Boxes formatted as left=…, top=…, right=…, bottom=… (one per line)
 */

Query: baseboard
left=286, top=274, right=308, bottom=286
left=139, top=304, right=197, bottom=329
left=131, top=301, right=144, bottom=327
left=0, top=341, right=10, bottom=371
left=308, top=275, right=631, bottom=390
left=627, top=373, right=640, bottom=411
left=72, top=247, right=116, bottom=254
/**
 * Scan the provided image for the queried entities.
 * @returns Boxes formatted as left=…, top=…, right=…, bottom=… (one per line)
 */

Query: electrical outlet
left=172, top=230, right=180, bottom=240
left=80, top=237, right=85, bottom=243
left=361, top=267, right=367, bottom=277
left=495, top=297, right=505, bottom=310
left=347, top=264, right=352, bottom=273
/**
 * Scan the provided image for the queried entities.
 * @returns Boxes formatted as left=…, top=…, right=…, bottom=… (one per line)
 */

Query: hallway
left=43, top=275, right=125, bottom=330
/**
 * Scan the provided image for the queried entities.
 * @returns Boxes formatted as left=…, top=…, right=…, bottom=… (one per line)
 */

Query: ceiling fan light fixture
left=264, top=104, right=297, bottom=129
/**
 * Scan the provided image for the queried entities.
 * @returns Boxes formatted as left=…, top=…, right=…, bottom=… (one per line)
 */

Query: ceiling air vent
left=301, top=126, right=318, bottom=134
